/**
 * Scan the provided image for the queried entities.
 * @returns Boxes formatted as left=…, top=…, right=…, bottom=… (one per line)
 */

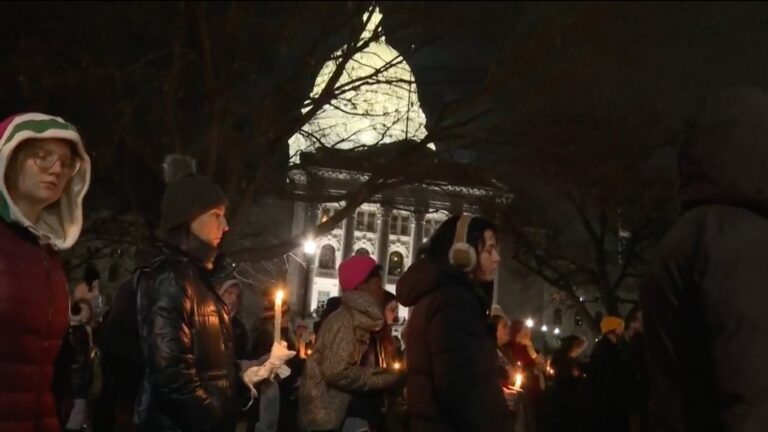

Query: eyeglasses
left=32, top=149, right=81, bottom=176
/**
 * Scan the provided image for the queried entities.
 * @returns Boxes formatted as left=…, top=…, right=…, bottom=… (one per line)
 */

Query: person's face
left=6, top=139, right=78, bottom=210
left=359, top=274, right=384, bottom=304
left=475, top=230, right=500, bottom=282
left=221, top=285, right=241, bottom=316
left=384, top=300, right=399, bottom=325
left=496, top=319, right=511, bottom=347
left=190, top=205, right=229, bottom=247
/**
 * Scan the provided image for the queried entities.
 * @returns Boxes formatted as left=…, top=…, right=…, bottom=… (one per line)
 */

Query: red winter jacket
left=0, top=220, right=70, bottom=432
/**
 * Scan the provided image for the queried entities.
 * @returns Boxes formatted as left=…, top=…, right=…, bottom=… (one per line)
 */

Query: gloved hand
left=266, top=341, right=296, bottom=372
left=241, top=342, right=296, bottom=396
left=242, top=365, right=272, bottom=397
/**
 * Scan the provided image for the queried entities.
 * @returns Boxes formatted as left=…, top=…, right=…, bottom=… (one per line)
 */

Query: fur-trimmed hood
left=0, top=113, right=91, bottom=250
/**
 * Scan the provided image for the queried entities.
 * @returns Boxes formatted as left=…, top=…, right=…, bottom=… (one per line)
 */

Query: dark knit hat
left=159, top=155, right=227, bottom=233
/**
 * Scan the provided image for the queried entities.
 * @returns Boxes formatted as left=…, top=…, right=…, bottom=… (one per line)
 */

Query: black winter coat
left=396, top=258, right=513, bottom=432
left=231, top=315, right=249, bottom=360
left=135, top=243, right=239, bottom=432
left=92, top=273, right=146, bottom=432
left=584, top=337, right=630, bottom=432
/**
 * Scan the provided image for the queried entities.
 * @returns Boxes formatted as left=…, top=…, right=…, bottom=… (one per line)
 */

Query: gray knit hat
left=159, top=155, right=227, bottom=233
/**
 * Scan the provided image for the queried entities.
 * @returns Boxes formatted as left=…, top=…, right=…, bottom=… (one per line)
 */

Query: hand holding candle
left=513, top=372, right=523, bottom=391
left=274, top=289, right=284, bottom=344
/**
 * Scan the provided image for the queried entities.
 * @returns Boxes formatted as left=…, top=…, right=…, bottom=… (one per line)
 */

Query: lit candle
left=513, top=372, right=523, bottom=391
left=393, top=362, right=401, bottom=371
left=274, top=290, right=284, bottom=344
left=298, top=338, right=306, bottom=359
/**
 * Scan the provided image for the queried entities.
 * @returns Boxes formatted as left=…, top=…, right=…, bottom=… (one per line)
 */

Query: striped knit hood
left=0, top=113, right=91, bottom=250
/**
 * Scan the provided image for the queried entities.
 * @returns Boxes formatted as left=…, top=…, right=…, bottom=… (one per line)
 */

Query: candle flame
left=393, top=362, right=401, bottom=370
left=514, top=373, right=523, bottom=390
left=276, top=290, right=284, bottom=304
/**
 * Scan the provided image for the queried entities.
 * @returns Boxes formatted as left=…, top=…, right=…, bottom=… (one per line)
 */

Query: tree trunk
left=601, top=290, right=621, bottom=317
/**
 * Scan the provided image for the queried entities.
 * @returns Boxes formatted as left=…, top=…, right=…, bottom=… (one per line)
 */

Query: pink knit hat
left=339, top=255, right=380, bottom=292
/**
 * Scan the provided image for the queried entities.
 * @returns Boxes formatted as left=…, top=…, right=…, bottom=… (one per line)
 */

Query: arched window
left=388, top=251, right=404, bottom=277
left=318, top=245, right=337, bottom=270
left=354, top=248, right=371, bottom=257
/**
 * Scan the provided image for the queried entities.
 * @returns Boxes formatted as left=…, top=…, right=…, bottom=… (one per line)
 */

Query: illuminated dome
left=289, top=7, right=428, bottom=163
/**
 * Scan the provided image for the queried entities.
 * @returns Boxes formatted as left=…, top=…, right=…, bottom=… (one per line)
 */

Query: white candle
left=274, top=290, right=284, bottom=344
left=513, top=372, right=523, bottom=391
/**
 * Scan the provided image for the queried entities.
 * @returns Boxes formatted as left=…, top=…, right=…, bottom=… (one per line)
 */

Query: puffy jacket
left=395, top=258, right=513, bottom=432
left=135, top=243, right=239, bottom=432
left=0, top=112, right=91, bottom=432
left=298, top=290, right=400, bottom=431
left=0, top=221, right=70, bottom=432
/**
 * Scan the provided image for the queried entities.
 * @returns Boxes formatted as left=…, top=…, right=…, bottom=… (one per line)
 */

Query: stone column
left=376, top=205, right=393, bottom=277
left=302, top=204, right=320, bottom=317
left=408, top=210, right=426, bottom=266
left=341, top=210, right=357, bottom=260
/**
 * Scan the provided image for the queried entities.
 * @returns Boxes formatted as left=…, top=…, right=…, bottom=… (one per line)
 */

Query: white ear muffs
left=449, top=214, right=477, bottom=272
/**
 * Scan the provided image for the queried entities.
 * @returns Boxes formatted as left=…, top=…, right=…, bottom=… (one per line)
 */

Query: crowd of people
left=2, top=85, right=768, bottom=432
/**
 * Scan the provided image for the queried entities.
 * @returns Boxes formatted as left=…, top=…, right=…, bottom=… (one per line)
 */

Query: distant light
left=579, top=296, right=584, bottom=302
left=304, top=239, right=317, bottom=255
left=554, top=327, right=561, bottom=335
left=525, top=319, right=534, bottom=328
left=541, top=325, right=548, bottom=332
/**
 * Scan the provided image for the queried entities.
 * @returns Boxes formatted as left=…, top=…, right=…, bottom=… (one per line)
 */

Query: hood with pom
left=0, top=113, right=91, bottom=250
left=159, top=154, right=227, bottom=233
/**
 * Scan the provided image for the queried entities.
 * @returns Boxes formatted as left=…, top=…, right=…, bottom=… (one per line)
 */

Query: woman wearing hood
left=218, top=278, right=250, bottom=359
left=395, top=214, right=513, bottom=432
left=0, top=113, right=91, bottom=432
